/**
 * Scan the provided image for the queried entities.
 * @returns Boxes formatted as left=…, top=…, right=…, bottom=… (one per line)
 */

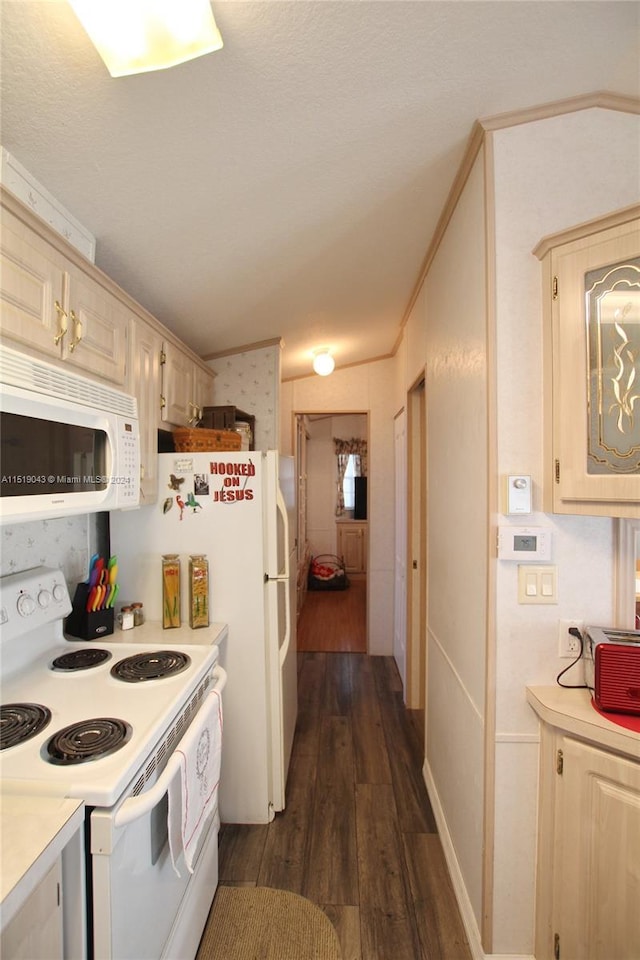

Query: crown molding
left=202, top=337, right=282, bottom=362
left=398, top=91, right=640, bottom=340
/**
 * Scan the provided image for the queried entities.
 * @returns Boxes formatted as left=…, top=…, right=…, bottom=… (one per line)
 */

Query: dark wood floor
left=217, top=651, right=472, bottom=960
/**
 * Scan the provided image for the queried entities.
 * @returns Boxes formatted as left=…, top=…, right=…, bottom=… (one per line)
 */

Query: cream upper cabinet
left=161, top=341, right=214, bottom=428
left=1, top=200, right=128, bottom=385
left=193, top=360, right=215, bottom=416
left=337, top=521, right=368, bottom=574
left=61, top=262, right=128, bottom=385
left=535, top=207, right=640, bottom=519
left=127, top=318, right=164, bottom=504
left=0, top=206, right=66, bottom=358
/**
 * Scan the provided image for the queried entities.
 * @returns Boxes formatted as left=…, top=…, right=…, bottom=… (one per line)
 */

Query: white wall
left=280, top=359, right=396, bottom=654
left=207, top=342, right=281, bottom=450
left=305, top=414, right=367, bottom=557
left=1, top=515, right=91, bottom=592
left=422, top=150, right=489, bottom=937
left=306, top=417, right=337, bottom=557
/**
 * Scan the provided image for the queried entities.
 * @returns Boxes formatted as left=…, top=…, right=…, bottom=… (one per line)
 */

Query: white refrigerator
left=110, top=450, right=298, bottom=824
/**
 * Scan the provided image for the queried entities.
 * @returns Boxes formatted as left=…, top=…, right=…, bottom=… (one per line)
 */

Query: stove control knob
left=52, top=584, right=66, bottom=603
left=38, top=589, right=52, bottom=608
left=17, top=593, right=37, bottom=617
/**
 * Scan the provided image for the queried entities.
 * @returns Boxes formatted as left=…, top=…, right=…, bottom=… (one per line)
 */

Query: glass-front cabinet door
left=585, top=257, right=639, bottom=476
left=535, top=207, right=640, bottom=518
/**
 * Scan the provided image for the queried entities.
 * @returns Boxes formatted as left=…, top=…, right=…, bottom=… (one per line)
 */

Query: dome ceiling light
left=68, top=0, right=223, bottom=78
left=312, top=349, right=335, bottom=377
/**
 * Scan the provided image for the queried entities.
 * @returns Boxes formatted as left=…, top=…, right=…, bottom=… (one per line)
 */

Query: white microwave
left=0, top=345, right=140, bottom=524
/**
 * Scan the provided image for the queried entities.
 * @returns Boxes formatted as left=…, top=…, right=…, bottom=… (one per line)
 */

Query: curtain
left=333, top=438, right=367, bottom=516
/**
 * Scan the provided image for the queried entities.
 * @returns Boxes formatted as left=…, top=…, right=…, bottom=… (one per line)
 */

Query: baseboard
left=421, top=759, right=534, bottom=960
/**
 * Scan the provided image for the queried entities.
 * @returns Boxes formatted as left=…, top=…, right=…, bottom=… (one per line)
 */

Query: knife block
left=65, top=582, right=114, bottom=641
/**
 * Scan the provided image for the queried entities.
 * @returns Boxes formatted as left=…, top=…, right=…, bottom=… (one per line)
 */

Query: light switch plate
left=517, top=565, right=557, bottom=604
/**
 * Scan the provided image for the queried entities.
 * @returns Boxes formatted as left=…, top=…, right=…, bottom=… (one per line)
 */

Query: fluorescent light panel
left=69, top=0, right=223, bottom=77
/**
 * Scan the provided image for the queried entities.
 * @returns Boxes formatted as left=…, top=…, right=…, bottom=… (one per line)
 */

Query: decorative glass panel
left=585, top=258, right=640, bottom=475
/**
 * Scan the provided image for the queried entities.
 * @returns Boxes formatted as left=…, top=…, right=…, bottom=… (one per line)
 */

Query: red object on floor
left=591, top=698, right=640, bottom=734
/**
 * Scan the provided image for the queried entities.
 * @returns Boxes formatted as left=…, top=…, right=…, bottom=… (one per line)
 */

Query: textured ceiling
left=1, top=2, right=638, bottom=379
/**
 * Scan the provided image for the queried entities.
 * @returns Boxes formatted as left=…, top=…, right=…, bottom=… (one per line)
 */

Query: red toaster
left=584, top=626, right=640, bottom=715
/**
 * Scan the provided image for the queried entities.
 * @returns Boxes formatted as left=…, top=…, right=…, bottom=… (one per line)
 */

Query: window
left=343, top=454, right=357, bottom=511
left=334, top=437, right=367, bottom=516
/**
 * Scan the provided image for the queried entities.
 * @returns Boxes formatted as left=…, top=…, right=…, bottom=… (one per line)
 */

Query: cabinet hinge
left=57, top=882, right=61, bottom=907
left=556, top=749, right=564, bottom=775
left=552, top=276, right=559, bottom=300
left=159, top=349, right=166, bottom=365
left=554, top=932, right=560, bottom=959
left=160, top=395, right=166, bottom=410
left=555, top=459, right=560, bottom=484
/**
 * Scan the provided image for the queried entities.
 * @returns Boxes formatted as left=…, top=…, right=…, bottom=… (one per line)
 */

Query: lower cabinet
left=1, top=860, right=63, bottom=960
left=337, top=521, right=367, bottom=574
left=556, top=737, right=640, bottom=960
left=533, top=716, right=640, bottom=960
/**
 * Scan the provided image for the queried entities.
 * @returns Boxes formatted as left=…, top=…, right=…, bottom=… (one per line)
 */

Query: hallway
left=297, top=578, right=367, bottom=653
left=217, top=651, right=471, bottom=960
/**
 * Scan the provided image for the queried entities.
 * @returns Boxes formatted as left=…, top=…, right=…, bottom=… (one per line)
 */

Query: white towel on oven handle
left=168, top=681, right=223, bottom=876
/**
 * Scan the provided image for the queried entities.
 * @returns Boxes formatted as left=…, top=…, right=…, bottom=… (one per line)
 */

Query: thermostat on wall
left=504, top=475, right=532, bottom=515
left=497, top=526, right=551, bottom=561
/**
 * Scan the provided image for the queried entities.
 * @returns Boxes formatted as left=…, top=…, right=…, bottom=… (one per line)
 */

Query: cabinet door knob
left=68, top=310, right=83, bottom=352
left=53, top=300, right=68, bottom=345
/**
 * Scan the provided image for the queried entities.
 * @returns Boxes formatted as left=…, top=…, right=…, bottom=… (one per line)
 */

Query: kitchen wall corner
left=206, top=342, right=282, bottom=451
left=1, top=515, right=91, bottom=590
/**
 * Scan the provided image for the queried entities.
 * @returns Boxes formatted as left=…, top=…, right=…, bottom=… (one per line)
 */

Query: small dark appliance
left=353, top=476, right=367, bottom=520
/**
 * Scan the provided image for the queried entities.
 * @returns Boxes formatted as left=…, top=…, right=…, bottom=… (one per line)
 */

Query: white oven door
left=91, top=798, right=219, bottom=960
left=89, top=675, right=226, bottom=960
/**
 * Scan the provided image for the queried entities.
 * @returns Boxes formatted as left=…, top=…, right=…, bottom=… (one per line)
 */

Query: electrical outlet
left=558, top=619, right=584, bottom=658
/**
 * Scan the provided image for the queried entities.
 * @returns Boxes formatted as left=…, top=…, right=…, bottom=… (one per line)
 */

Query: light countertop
left=527, top=686, right=640, bottom=760
left=0, top=794, right=84, bottom=928
left=66, top=621, right=228, bottom=647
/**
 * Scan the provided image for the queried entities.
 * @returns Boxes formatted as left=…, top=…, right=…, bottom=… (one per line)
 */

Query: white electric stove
left=0, top=566, right=225, bottom=960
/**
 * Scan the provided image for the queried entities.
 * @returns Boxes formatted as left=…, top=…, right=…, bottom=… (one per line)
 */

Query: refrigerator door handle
left=280, top=570, right=291, bottom=663
left=275, top=483, right=290, bottom=580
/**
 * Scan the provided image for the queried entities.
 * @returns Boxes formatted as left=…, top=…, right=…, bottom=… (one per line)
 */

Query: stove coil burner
left=44, top=718, right=132, bottom=765
left=111, top=650, right=191, bottom=683
left=1, top=703, right=52, bottom=750
left=51, top=648, right=112, bottom=671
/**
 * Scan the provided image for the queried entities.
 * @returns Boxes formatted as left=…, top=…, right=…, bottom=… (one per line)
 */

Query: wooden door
left=394, top=408, right=407, bottom=697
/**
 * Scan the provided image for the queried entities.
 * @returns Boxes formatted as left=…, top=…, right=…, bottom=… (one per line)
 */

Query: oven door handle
left=113, top=666, right=227, bottom=829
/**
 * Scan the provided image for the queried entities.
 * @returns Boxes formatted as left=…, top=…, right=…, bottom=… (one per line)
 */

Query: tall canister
left=189, top=555, right=209, bottom=628
left=162, top=554, right=181, bottom=628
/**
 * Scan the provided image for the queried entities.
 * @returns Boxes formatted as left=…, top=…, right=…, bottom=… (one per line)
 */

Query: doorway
left=406, top=376, right=426, bottom=710
left=393, top=408, right=407, bottom=694
left=294, top=412, right=368, bottom=653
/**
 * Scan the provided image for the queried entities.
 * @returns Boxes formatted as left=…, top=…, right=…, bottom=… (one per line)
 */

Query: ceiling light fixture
left=68, top=0, right=223, bottom=78
left=312, top=349, right=335, bottom=377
